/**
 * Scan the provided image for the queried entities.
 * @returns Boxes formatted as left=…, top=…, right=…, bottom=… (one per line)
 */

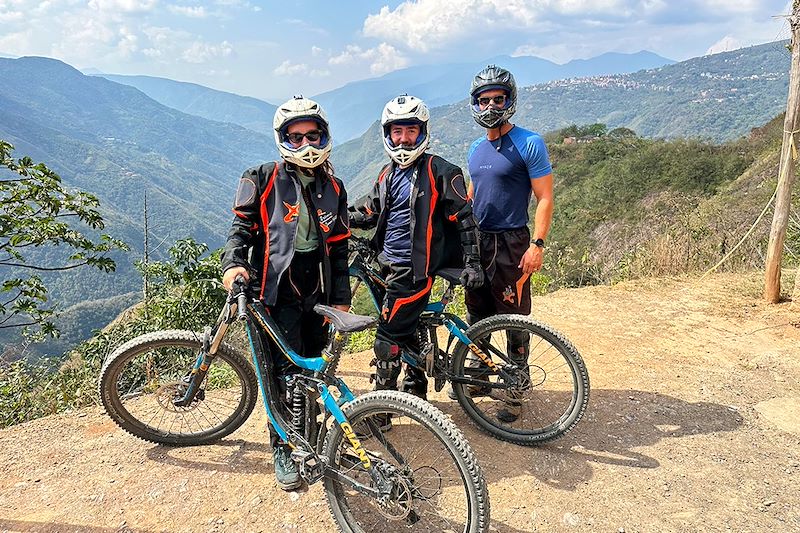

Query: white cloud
left=0, top=10, right=24, bottom=23
left=363, top=0, right=777, bottom=53
left=329, top=43, right=409, bottom=75
left=87, top=0, right=158, bottom=13
left=168, top=5, right=207, bottom=18
left=705, top=35, right=742, bottom=55
left=182, top=40, right=232, bottom=63
left=274, top=60, right=309, bottom=76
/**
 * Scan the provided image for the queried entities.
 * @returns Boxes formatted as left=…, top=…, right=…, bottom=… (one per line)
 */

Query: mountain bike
left=348, top=235, right=590, bottom=446
left=99, top=277, right=490, bottom=533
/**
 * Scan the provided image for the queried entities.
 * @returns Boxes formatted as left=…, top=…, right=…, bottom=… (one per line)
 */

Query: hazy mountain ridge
left=314, top=50, right=675, bottom=142
left=338, top=41, right=790, bottom=198
left=95, top=73, right=278, bottom=136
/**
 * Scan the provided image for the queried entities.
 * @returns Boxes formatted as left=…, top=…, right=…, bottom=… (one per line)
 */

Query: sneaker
left=495, top=389, right=523, bottom=423
left=447, top=381, right=491, bottom=400
left=273, top=444, right=302, bottom=491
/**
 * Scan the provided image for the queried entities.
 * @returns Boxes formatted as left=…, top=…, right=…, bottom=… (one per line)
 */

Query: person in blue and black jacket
left=350, top=95, right=483, bottom=427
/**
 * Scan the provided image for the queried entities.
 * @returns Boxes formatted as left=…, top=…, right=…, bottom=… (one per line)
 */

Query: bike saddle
left=313, top=304, right=377, bottom=333
left=434, top=268, right=463, bottom=285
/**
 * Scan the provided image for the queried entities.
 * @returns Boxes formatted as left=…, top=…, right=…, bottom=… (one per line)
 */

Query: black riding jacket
left=350, top=153, right=479, bottom=282
left=221, top=161, right=351, bottom=306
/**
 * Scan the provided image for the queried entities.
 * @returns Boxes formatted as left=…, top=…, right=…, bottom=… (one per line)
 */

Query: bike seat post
left=322, top=330, right=348, bottom=374
left=441, top=283, right=455, bottom=306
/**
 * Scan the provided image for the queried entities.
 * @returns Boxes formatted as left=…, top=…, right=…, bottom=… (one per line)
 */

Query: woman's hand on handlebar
left=222, top=266, right=249, bottom=291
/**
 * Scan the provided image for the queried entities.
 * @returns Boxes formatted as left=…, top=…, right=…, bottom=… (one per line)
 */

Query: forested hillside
left=0, top=57, right=277, bottom=358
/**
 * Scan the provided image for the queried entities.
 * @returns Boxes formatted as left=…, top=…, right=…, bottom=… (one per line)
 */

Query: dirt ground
left=1, top=271, right=799, bottom=533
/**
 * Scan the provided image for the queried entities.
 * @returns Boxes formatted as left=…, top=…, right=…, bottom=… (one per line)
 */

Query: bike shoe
left=273, top=444, right=302, bottom=491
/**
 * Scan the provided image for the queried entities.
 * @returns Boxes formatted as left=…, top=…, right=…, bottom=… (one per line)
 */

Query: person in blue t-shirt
left=350, top=95, right=483, bottom=423
left=460, top=65, right=554, bottom=422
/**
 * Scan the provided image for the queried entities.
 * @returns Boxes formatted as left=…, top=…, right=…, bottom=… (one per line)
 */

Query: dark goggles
left=285, top=130, right=323, bottom=144
left=477, top=95, right=508, bottom=107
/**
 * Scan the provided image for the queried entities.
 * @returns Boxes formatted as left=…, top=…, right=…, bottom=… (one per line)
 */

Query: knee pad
left=372, top=338, right=401, bottom=390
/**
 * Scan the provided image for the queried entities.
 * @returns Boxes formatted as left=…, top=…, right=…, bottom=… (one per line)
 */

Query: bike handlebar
left=232, top=275, right=249, bottom=321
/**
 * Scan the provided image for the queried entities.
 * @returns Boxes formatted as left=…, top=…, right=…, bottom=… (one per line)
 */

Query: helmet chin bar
left=284, top=143, right=330, bottom=169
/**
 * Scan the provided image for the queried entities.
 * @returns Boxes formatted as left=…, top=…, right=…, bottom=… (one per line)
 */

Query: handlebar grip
left=237, top=292, right=247, bottom=321
left=233, top=274, right=248, bottom=321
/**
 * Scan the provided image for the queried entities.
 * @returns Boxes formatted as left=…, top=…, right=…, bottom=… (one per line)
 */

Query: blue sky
left=0, top=1, right=793, bottom=103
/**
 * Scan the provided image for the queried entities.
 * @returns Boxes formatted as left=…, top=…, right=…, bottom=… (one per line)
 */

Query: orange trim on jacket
left=388, top=277, right=433, bottom=322
left=424, top=156, right=438, bottom=276
left=258, top=163, right=280, bottom=300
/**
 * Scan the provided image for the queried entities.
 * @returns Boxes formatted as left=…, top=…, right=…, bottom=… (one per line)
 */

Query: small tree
left=0, top=140, right=127, bottom=339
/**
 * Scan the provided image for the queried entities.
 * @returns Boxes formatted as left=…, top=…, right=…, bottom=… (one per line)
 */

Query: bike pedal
left=292, top=450, right=324, bottom=484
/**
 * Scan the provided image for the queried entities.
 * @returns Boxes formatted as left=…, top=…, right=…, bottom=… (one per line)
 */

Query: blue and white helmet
left=273, top=96, right=332, bottom=168
left=381, top=94, right=430, bottom=168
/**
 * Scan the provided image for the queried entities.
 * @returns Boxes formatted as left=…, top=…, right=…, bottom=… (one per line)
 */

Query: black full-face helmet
left=470, top=64, right=517, bottom=129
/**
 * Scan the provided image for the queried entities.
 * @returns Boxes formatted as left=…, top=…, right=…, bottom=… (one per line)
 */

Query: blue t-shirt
left=383, top=166, right=413, bottom=265
left=467, top=126, right=552, bottom=231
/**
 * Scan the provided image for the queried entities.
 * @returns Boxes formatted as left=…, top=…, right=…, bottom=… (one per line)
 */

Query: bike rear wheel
left=99, top=330, right=258, bottom=446
left=322, top=391, right=489, bottom=533
left=451, top=315, right=589, bottom=445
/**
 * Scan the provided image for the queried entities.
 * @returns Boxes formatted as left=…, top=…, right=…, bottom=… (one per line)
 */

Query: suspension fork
left=173, top=302, right=235, bottom=407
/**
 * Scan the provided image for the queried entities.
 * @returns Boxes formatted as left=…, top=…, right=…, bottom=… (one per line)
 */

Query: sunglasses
left=285, top=130, right=323, bottom=144
left=477, top=95, right=508, bottom=107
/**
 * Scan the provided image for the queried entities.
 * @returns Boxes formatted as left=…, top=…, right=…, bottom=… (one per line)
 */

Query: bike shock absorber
left=290, top=378, right=304, bottom=436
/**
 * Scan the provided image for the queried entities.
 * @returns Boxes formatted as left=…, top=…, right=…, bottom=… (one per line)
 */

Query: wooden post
left=143, top=190, right=149, bottom=316
left=765, top=1, right=800, bottom=303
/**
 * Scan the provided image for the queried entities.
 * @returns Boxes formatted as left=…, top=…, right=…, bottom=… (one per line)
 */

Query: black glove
left=460, top=261, right=485, bottom=290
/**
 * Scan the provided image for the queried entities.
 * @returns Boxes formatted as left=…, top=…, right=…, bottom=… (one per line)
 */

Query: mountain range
left=312, top=51, right=675, bottom=141
left=337, top=41, right=790, bottom=198
left=96, top=74, right=278, bottom=137
left=0, top=41, right=790, bottom=360
left=93, top=51, right=674, bottom=144
left=0, top=56, right=278, bottom=352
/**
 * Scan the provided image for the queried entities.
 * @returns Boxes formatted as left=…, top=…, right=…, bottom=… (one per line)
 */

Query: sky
left=0, top=1, right=795, bottom=103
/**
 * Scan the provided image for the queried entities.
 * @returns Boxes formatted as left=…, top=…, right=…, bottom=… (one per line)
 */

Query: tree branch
left=0, top=261, right=90, bottom=271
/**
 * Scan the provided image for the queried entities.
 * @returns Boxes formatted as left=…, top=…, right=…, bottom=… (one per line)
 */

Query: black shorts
left=464, top=226, right=532, bottom=322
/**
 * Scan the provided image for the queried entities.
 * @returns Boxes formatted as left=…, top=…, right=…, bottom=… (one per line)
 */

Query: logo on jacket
left=502, top=285, right=515, bottom=304
left=283, top=201, right=300, bottom=223
left=317, top=209, right=336, bottom=232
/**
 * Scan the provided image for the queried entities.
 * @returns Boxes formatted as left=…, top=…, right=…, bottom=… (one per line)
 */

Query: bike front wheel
left=322, top=390, right=489, bottom=533
left=99, top=330, right=258, bottom=446
left=451, top=315, right=589, bottom=445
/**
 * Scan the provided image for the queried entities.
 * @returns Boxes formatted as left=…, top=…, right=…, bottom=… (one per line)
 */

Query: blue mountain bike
left=99, top=278, right=490, bottom=532
left=348, top=235, right=590, bottom=446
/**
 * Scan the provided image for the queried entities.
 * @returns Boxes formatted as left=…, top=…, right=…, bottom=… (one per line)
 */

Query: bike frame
left=177, top=288, right=395, bottom=494
left=349, top=243, right=513, bottom=389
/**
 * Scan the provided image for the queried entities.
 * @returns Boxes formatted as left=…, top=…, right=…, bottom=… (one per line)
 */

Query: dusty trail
left=1, top=272, right=798, bottom=532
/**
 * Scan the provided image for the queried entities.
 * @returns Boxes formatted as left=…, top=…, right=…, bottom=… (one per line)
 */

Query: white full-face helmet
left=381, top=94, right=430, bottom=168
left=273, top=96, right=332, bottom=169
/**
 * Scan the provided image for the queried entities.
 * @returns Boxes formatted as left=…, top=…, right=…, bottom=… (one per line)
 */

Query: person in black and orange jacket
left=349, top=95, right=483, bottom=420
left=221, top=96, right=350, bottom=491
